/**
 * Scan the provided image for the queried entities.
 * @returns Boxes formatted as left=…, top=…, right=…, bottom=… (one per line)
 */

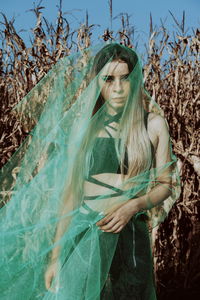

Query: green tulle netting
left=0, top=43, right=180, bottom=300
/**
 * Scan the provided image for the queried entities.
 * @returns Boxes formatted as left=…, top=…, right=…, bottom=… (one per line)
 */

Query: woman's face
left=98, top=60, right=130, bottom=113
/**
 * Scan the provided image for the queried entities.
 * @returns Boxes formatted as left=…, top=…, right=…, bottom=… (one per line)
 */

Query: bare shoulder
left=148, top=112, right=169, bottom=136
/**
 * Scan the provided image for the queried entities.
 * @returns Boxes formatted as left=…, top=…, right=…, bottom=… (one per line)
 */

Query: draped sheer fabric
left=0, top=43, right=180, bottom=299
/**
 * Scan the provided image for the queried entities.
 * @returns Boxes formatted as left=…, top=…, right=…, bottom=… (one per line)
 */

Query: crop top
left=88, top=111, right=151, bottom=176
left=84, top=111, right=152, bottom=201
left=89, top=137, right=128, bottom=175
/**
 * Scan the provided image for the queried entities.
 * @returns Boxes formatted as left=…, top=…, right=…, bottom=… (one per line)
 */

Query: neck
left=105, top=104, right=123, bottom=116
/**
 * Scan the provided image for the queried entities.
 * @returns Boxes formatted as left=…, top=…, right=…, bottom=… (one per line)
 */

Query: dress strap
left=104, top=111, right=122, bottom=127
left=83, top=176, right=125, bottom=200
left=86, top=176, right=123, bottom=193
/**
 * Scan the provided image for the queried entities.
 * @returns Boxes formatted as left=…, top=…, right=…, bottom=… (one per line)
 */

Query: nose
left=113, top=79, right=123, bottom=93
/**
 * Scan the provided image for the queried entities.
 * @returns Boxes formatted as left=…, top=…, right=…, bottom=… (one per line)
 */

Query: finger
left=47, top=279, right=59, bottom=293
left=96, top=213, right=114, bottom=226
left=100, top=217, right=119, bottom=230
left=113, top=225, right=124, bottom=233
left=48, top=286, right=58, bottom=293
left=45, top=275, right=51, bottom=290
left=104, top=222, right=122, bottom=233
left=96, top=214, right=113, bottom=226
left=48, top=286, right=56, bottom=293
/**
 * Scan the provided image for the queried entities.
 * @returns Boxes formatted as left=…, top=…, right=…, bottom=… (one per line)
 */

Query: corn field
left=0, top=1, right=199, bottom=299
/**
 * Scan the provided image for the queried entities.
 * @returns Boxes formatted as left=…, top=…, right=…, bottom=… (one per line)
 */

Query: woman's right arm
left=50, top=203, right=72, bottom=262
left=45, top=189, right=74, bottom=290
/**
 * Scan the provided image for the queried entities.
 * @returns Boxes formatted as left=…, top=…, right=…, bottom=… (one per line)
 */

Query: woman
left=0, top=43, right=179, bottom=300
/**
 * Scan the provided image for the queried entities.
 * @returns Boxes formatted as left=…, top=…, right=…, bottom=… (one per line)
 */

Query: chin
left=105, top=100, right=125, bottom=114
left=112, top=102, right=125, bottom=107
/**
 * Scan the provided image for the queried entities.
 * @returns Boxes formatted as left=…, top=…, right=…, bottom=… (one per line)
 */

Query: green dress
left=83, top=112, right=157, bottom=299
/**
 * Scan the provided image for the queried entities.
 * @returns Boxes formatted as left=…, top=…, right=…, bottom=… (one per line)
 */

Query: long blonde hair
left=118, top=83, right=152, bottom=178
left=70, top=44, right=153, bottom=202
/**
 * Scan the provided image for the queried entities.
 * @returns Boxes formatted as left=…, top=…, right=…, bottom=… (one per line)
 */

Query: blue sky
left=1, top=0, right=199, bottom=52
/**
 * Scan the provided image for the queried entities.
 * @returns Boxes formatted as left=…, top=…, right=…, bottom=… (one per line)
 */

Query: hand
left=96, top=200, right=139, bottom=234
left=45, top=261, right=60, bottom=292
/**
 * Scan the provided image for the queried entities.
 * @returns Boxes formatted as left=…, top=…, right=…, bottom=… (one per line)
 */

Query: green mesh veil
left=0, top=43, right=180, bottom=300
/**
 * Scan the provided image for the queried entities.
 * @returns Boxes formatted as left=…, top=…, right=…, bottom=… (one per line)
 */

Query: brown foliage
left=143, top=12, right=200, bottom=297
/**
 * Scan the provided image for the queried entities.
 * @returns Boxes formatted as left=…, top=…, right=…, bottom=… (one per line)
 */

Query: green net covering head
left=0, top=42, right=180, bottom=300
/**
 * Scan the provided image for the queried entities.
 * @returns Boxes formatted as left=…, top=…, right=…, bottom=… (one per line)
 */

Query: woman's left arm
left=97, top=115, right=173, bottom=233
left=136, top=114, right=173, bottom=210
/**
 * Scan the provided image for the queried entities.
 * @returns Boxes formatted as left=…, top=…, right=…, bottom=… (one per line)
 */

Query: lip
left=112, top=97, right=125, bottom=100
